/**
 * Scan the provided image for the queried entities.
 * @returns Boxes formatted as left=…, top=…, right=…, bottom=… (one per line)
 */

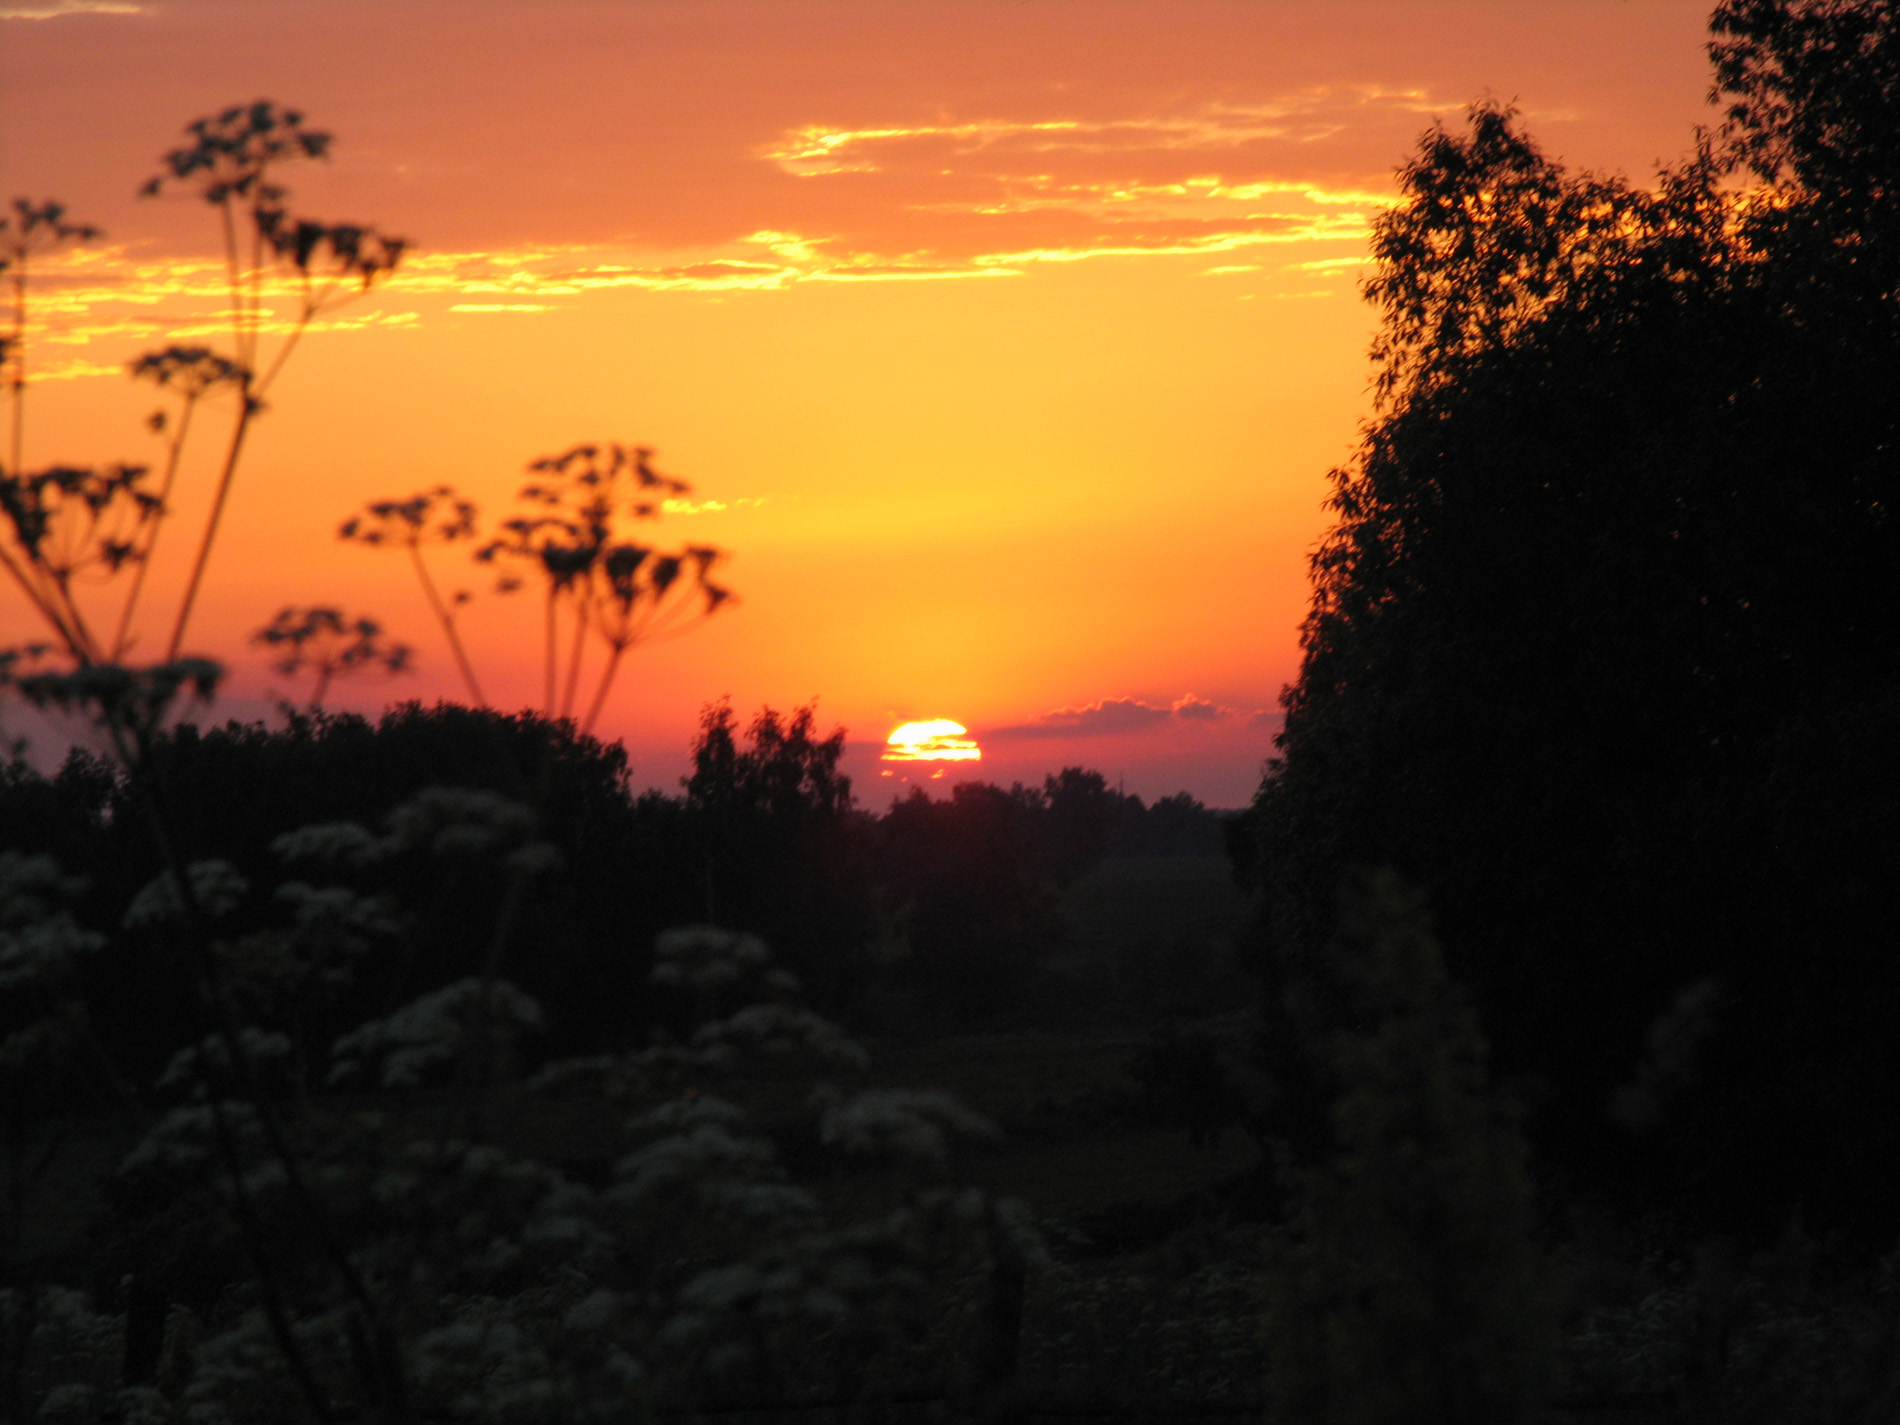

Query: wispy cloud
left=661, top=495, right=770, bottom=517
left=17, top=81, right=1410, bottom=375
left=8, top=236, right=1026, bottom=375
left=986, top=693, right=1258, bottom=740
left=913, top=176, right=1389, bottom=224
left=968, top=215, right=1371, bottom=269
left=738, top=99, right=1421, bottom=285
left=1287, top=254, right=1377, bottom=272
left=761, top=90, right=1439, bottom=178
left=0, top=0, right=143, bottom=18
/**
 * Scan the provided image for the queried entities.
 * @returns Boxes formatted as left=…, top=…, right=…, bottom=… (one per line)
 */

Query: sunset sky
left=2, top=0, right=1718, bottom=805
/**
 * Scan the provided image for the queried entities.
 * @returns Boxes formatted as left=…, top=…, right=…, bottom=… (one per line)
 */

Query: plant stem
left=408, top=542, right=488, bottom=706
left=47, top=570, right=101, bottom=664
left=164, top=394, right=253, bottom=660
left=0, top=541, right=85, bottom=658
left=7, top=257, right=24, bottom=480
left=543, top=588, right=557, bottom=718
left=252, top=310, right=308, bottom=401
left=581, top=638, right=626, bottom=735
left=113, top=392, right=198, bottom=660
left=559, top=587, right=589, bottom=721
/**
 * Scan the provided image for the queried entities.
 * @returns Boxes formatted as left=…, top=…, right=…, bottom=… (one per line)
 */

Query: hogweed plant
left=2, top=104, right=1020, bottom=1425
left=116, top=348, right=248, bottom=662
left=2, top=102, right=404, bottom=718
left=250, top=606, right=413, bottom=712
left=139, top=101, right=405, bottom=661
left=8, top=793, right=1036, bottom=1420
left=344, top=443, right=735, bottom=735
left=335, top=487, right=487, bottom=708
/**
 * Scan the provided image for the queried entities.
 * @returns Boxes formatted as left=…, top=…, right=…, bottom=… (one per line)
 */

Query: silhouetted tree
left=1036, top=767, right=1122, bottom=885
left=1246, top=0, right=1899, bottom=1234
left=879, top=783, right=1060, bottom=1025
left=679, top=701, right=872, bottom=1011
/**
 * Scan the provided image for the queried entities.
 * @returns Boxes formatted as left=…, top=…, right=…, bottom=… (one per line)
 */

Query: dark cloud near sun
left=985, top=694, right=1258, bottom=740
left=1171, top=695, right=1229, bottom=724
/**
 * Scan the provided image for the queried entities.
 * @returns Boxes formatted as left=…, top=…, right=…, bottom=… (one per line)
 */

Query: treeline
left=0, top=699, right=1231, bottom=1079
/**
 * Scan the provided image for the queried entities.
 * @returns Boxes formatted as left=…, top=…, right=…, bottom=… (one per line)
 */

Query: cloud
left=749, top=97, right=1411, bottom=274
left=987, top=693, right=1258, bottom=740
left=21, top=239, right=1026, bottom=371
left=0, top=0, right=143, bottom=17
left=1287, top=254, right=1376, bottom=272
left=1170, top=694, right=1229, bottom=723
left=760, top=90, right=1440, bottom=179
left=660, top=495, right=770, bottom=517
left=18, top=80, right=1401, bottom=375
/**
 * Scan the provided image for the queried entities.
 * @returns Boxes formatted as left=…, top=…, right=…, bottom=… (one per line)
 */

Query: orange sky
left=1, top=0, right=1717, bottom=804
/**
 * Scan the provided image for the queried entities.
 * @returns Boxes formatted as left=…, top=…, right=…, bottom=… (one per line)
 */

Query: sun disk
left=882, top=719, right=982, bottom=762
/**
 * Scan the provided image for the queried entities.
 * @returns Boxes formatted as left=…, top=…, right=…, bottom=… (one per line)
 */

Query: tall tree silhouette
left=1246, top=1, right=1899, bottom=1231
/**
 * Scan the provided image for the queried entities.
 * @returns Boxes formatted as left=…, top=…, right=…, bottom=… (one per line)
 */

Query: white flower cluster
left=118, top=1100, right=267, bottom=1179
left=627, top=1091, right=747, bottom=1135
left=270, top=819, right=386, bottom=866
left=381, top=786, right=556, bottom=869
left=155, top=1027, right=296, bottom=1101
left=37, top=1383, right=170, bottom=1425
left=652, top=924, right=778, bottom=989
left=179, top=1306, right=351, bottom=1425
left=360, top=1140, right=613, bottom=1287
left=13, top=920, right=1042, bottom=1420
left=403, top=1289, right=650, bottom=1425
left=272, top=880, right=400, bottom=963
left=613, top=1121, right=782, bottom=1205
left=0, top=851, right=102, bottom=990
left=123, top=858, right=250, bottom=930
left=656, top=1205, right=954, bottom=1377
left=328, top=977, right=546, bottom=1087
left=817, top=1088, right=999, bottom=1164
left=691, top=1004, right=869, bottom=1071
left=410, top=1317, right=562, bottom=1424
left=0, top=1286, right=120, bottom=1414
left=525, top=1052, right=650, bottom=1100
left=277, top=790, right=563, bottom=876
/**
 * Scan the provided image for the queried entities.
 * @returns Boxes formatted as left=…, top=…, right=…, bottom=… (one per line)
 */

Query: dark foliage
left=1, top=701, right=1238, bottom=1075
left=679, top=700, right=874, bottom=1012
left=1128, top=1023, right=1248, bottom=1153
left=879, top=782, right=1062, bottom=1024
left=1243, top=0, right=1900, bottom=1236
left=0, top=704, right=672, bottom=1079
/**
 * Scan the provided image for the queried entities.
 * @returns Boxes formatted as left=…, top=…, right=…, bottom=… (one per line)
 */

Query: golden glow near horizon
left=883, top=720, right=983, bottom=763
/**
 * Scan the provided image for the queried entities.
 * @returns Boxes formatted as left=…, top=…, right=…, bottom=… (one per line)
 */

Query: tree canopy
left=1247, top=0, right=1899, bottom=1232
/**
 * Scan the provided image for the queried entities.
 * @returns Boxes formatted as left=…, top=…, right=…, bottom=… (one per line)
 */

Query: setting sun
left=882, top=719, right=982, bottom=763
